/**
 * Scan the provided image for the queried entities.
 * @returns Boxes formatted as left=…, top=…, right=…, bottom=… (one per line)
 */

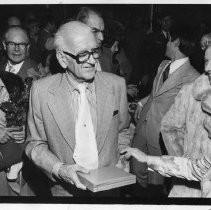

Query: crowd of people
left=0, top=6, right=211, bottom=199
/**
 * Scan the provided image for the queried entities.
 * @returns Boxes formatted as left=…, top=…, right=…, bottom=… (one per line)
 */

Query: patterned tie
left=73, top=84, right=98, bottom=170
left=163, top=63, right=171, bottom=83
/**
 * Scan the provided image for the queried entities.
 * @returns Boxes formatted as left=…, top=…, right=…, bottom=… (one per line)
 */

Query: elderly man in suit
left=131, top=25, right=200, bottom=197
left=25, top=20, right=131, bottom=197
left=1, top=26, right=40, bottom=81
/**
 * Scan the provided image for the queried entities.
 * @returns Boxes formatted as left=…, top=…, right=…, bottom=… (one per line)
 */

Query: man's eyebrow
left=77, top=47, right=98, bottom=54
left=91, top=27, right=100, bottom=31
left=77, top=49, right=89, bottom=54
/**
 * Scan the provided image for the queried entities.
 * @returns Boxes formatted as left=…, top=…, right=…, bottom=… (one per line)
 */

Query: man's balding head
left=54, top=21, right=94, bottom=52
left=4, top=26, right=29, bottom=43
left=3, top=26, right=30, bottom=64
left=54, top=21, right=99, bottom=82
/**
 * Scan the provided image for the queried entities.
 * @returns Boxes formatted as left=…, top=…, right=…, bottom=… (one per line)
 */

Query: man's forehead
left=65, top=31, right=97, bottom=53
left=6, top=29, right=28, bottom=41
left=86, top=13, right=104, bottom=29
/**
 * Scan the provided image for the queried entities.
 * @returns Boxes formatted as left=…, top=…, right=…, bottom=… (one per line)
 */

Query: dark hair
left=41, top=13, right=56, bottom=28
left=48, top=51, right=66, bottom=74
left=104, top=20, right=124, bottom=48
left=0, top=71, right=24, bottom=96
left=76, top=7, right=102, bottom=24
left=170, top=25, right=196, bottom=57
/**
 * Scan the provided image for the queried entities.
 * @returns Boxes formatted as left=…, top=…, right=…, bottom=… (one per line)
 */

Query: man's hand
left=58, top=164, right=89, bottom=190
left=6, top=126, right=25, bottom=143
left=116, top=155, right=130, bottom=172
left=121, top=147, right=148, bottom=163
left=201, top=180, right=211, bottom=197
left=201, top=161, right=211, bottom=197
left=134, top=103, right=143, bottom=123
left=0, top=127, right=13, bottom=144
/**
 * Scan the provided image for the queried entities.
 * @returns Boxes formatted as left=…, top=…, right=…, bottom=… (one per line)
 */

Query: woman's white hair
left=54, top=20, right=92, bottom=52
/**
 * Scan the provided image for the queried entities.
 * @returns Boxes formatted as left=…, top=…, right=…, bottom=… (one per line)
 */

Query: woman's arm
left=122, top=147, right=205, bottom=181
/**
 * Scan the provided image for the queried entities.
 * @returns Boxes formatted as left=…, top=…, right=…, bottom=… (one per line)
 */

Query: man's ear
left=26, top=44, right=31, bottom=57
left=174, top=38, right=180, bottom=48
left=56, top=50, right=68, bottom=69
left=2, top=41, right=6, bottom=50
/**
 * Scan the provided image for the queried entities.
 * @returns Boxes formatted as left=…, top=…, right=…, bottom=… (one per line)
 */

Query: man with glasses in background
left=0, top=26, right=42, bottom=196
left=25, top=20, right=131, bottom=197
left=1, top=26, right=39, bottom=81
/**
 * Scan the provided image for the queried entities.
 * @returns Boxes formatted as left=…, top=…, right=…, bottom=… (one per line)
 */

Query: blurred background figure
left=37, top=13, right=56, bottom=66
left=7, top=16, right=21, bottom=27
left=25, top=17, right=41, bottom=63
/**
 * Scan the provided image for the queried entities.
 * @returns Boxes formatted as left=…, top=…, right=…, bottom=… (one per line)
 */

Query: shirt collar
left=65, top=72, right=94, bottom=93
left=169, top=57, right=189, bottom=75
left=7, top=60, right=24, bottom=72
left=162, top=30, right=167, bottom=38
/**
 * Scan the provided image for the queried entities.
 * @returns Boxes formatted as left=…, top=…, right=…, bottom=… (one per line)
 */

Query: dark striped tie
left=163, top=63, right=171, bottom=83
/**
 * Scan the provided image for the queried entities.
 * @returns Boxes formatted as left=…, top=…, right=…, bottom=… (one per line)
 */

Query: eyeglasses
left=63, top=47, right=102, bottom=64
left=5, top=41, right=29, bottom=50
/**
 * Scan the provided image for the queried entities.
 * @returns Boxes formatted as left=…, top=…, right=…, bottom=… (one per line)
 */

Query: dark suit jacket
left=99, top=46, right=113, bottom=73
left=0, top=58, right=39, bottom=82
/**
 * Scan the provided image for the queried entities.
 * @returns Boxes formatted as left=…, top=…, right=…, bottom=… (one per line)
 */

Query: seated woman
left=122, top=45, right=211, bottom=198
left=0, top=71, right=26, bottom=196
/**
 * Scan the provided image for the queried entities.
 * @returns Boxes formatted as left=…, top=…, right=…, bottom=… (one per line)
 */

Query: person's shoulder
left=0, top=57, right=7, bottom=70
left=33, top=73, right=62, bottom=90
left=184, top=63, right=200, bottom=80
left=24, top=58, right=39, bottom=70
left=97, top=71, right=125, bottom=84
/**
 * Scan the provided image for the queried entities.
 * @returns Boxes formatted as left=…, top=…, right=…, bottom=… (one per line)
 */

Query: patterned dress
left=161, top=74, right=211, bottom=197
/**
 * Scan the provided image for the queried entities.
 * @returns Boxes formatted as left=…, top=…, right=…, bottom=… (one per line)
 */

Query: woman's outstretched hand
left=120, top=147, right=148, bottom=163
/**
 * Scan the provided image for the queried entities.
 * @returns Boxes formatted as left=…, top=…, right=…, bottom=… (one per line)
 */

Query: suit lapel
left=95, top=72, right=115, bottom=154
left=48, top=74, right=75, bottom=150
left=154, top=61, right=171, bottom=95
left=156, top=60, right=191, bottom=97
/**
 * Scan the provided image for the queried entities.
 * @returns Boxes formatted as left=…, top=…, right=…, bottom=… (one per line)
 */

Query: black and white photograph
left=0, top=1, right=211, bottom=207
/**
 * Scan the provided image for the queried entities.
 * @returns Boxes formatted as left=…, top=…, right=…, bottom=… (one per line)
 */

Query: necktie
left=73, top=84, right=98, bottom=170
left=112, top=54, right=121, bottom=76
left=8, top=65, right=15, bottom=74
left=166, top=32, right=171, bottom=41
left=163, top=63, right=171, bottom=83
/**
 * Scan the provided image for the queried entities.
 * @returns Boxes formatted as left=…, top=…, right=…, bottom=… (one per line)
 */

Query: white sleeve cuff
left=138, top=101, right=143, bottom=107
left=51, top=162, right=64, bottom=178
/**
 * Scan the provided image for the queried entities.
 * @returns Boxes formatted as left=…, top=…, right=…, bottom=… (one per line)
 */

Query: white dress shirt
left=5, top=61, right=24, bottom=75
left=169, top=57, right=189, bottom=75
